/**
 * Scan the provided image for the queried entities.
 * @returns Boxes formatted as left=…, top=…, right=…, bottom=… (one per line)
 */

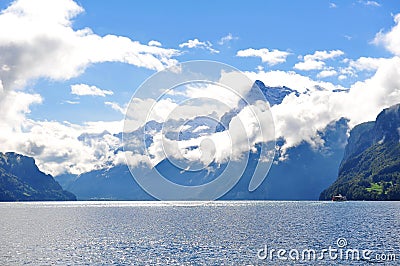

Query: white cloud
left=65, top=100, right=80, bottom=104
left=146, top=101, right=273, bottom=167
left=123, top=69, right=273, bottom=169
left=294, top=50, right=344, bottom=71
left=164, top=70, right=254, bottom=117
left=236, top=48, right=290, bottom=66
left=317, top=69, right=337, bottom=78
left=147, top=98, right=179, bottom=122
left=179, top=38, right=219, bottom=53
left=124, top=98, right=158, bottom=132
left=179, top=39, right=202, bottom=49
left=0, top=0, right=181, bottom=176
left=248, top=56, right=400, bottom=155
left=0, top=0, right=180, bottom=91
left=374, top=13, right=400, bottom=56
left=0, top=90, right=42, bottom=133
left=304, top=50, right=344, bottom=61
left=105, top=101, right=126, bottom=114
left=0, top=89, right=125, bottom=175
left=148, top=40, right=162, bottom=47
left=5, top=55, right=400, bottom=174
left=338, top=57, right=391, bottom=81
left=71, top=84, right=113, bottom=97
left=348, top=57, right=389, bottom=71
left=294, top=60, right=325, bottom=71
left=0, top=83, right=263, bottom=175
left=329, top=3, right=337, bottom=8
left=192, top=125, right=210, bottom=133
left=218, top=33, right=238, bottom=45
left=34, top=120, right=123, bottom=175
left=124, top=97, right=182, bottom=133
left=178, top=83, right=242, bottom=110
left=359, top=0, right=381, bottom=7
left=244, top=70, right=345, bottom=93
left=118, top=151, right=149, bottom=168
left=338, top=66, right=356, bottom=78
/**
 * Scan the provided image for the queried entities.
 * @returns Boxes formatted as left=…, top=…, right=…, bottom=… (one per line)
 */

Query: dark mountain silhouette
left=320, top=104, right=400, bottom=200
left=0, top=152, right=76, bottom=201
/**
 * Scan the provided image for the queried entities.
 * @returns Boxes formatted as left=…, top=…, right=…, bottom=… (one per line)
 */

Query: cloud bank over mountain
left=0, top=0, right=400, bottom=178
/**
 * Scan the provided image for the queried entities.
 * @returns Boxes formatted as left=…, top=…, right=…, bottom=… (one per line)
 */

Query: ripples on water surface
left=1, top=201, right=399, bottom=265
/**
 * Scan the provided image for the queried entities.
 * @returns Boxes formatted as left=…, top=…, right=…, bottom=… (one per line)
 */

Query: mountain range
left=3, top=81, right=399, bottom=201
left=56, top=81, right=348, bottom=200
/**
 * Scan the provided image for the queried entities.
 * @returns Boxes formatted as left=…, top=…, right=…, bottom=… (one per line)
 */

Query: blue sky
left=1, top=0, right=400, bottom=175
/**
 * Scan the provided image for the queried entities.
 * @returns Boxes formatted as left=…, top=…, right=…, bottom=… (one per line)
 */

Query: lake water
left=0, top=201, right=399, bottom=265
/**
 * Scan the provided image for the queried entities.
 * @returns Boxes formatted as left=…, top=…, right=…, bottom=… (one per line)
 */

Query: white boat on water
left=332, top=194, right=347, bottom=201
